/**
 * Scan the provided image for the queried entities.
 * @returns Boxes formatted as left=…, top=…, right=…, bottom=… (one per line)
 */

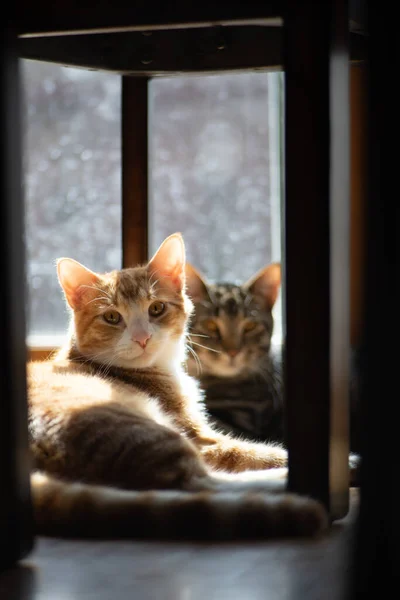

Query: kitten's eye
left=204, top=320, right=219, bottom=335
left=244, top=321, right=257, bottom=333
left=149, top=301, right=165, bottom=317
left=103, top=310, right=121, bottom=325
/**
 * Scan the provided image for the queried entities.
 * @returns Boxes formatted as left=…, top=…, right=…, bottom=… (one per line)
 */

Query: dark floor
left=1, top=490, right=358, bottom=600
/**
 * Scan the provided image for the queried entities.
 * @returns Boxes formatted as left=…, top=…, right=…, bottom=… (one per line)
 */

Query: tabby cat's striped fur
left=185, top=262, right=283, bottom=442
left=185, top=263, right=363, bottom=458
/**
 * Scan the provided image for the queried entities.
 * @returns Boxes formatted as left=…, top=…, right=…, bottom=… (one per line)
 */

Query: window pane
left=23, top=61, right=121, bottom=341
left=149, top=73, right=283, bottom=342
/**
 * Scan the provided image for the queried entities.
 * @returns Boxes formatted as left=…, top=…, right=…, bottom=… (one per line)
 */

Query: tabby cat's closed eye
left=243, top=321, right=257, bottom=333
left=204, top=319, right=219, bottom=336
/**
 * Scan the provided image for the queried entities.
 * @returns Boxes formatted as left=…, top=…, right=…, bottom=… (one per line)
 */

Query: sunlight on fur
left=27, top=233, right=331, bottom=540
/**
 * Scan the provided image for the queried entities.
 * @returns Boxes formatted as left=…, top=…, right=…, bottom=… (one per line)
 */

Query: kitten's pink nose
left=133, top=332, right=151, bottom=349
left=228, top=349, right=239, bottom=358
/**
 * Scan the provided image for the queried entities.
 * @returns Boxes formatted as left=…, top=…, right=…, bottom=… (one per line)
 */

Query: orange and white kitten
left=28, top=233, right=327, bottom=540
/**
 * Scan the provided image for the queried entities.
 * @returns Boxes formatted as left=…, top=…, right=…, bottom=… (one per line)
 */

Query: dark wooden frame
left=283, top=0, right=350, bottom=518
left=122, top=77, right=149, bottom=267
left=0, top=26, right=34, bottom=567
left=17, top=27, right=365, bottom=75
left=14, top=1, right=365, bottom=37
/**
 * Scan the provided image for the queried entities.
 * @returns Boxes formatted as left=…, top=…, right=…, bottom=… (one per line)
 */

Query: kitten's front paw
left=200, top=440, right=288, bottom=472
left=242, top=443, right=288, bottom=470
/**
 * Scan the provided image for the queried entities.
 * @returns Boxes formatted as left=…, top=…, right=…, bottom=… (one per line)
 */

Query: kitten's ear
left=185, top=263, right=210, bottom=302
left=57, top=258, right=101, bottom=310
left=244, top=263, right=281, bottom=310
left=147, top=233, right=186, bottom=292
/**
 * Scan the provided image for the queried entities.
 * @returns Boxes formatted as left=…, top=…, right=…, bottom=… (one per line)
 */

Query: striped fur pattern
left=185, top=262, right=284, bottom=442
left=27, top=234, right=328, bottom=540
left=185, top=261, right=361, bottom=483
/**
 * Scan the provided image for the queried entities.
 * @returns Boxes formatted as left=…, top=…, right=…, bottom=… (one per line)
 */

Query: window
left=149, top=73, right=283, bottom=344
left=24, top=63, right=283, bottom=347
left=23, top=60, right=121, bottom=346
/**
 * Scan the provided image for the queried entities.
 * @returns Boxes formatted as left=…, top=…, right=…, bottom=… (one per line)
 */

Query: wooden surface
left=27, top=348, right=56, bottom=362
left=0, top=490, right=359, bottom=600
left=283, top=0, right=350, bottom=518
left=18, top=27, right=282, bottom=75
left=122, top=77, right=149, bottom=267
left=0, top=25, right=34, bottom=568
left=15, top=2, right=283, bottom=37
left=17, top=27, right=366, bottom=75
left=14, top=1, right=366, bottom=37
left=350, top=64, right=367, bottom=347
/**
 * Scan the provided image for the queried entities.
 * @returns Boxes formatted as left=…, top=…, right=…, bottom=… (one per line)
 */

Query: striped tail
left=31, top=471, right=328, bottom=540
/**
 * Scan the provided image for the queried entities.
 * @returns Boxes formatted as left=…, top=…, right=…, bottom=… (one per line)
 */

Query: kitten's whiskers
left=148, top=269, right=161, bottom=287
left=190, top=340, right=221, bottom=354
left=77, top=348, right=114, bottom=369
left=80, top=285, right=112, bottom=302
left=187, top=344, right=202, bottom=375
left=84, top=296, right=110, bottom=308
left=188, top=333, right=210, bottom=339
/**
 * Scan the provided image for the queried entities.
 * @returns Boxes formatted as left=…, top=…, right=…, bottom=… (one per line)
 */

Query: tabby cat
left=185, top=262, right=362, bottom=456
left=185, top=262, right=283, bottom=442
left=28, top=233, right=328, bottom=540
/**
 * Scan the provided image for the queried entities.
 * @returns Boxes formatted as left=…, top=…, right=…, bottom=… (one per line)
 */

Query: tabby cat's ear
left=57, top=258, right=101, bottom=310
left=147, top=233, right=186, bottom=292
left=185, top=263, right=210, bottom=302
left=244, top=263, right=281, bottom=310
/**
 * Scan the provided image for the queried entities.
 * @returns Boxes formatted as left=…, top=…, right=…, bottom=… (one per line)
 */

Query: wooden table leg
left=0, top=27, right=34, bottom=567
left=283, top=0, right=350, bottom=519
left=122, top=76, right=149, bottom=267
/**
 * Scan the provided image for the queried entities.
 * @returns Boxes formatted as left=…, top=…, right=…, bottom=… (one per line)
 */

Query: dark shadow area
left=0, top=565, right=37, bottom=600
left=349, top=0, right=398, bottom=595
